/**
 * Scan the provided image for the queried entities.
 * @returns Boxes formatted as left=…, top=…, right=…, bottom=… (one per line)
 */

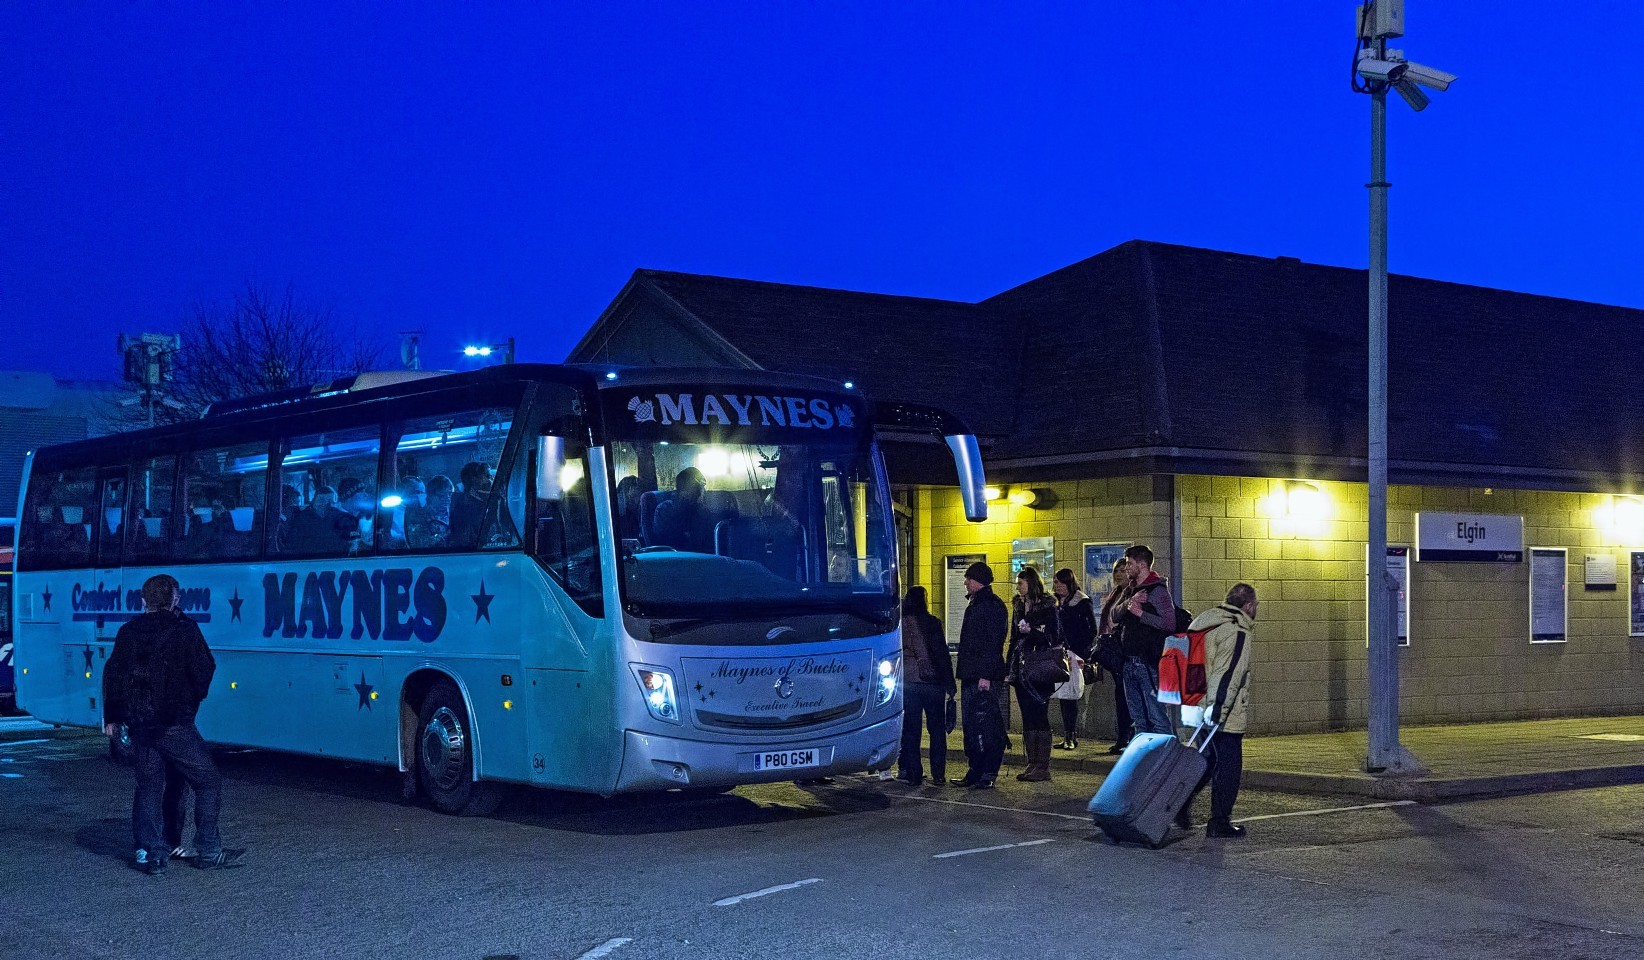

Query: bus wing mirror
left=535, top=435, right=566, bottom=501
left=944, top=434, right=988, bottom=522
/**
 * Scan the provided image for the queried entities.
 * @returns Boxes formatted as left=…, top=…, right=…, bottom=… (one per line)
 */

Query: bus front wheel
left=416, top=680, right=501, bottom=817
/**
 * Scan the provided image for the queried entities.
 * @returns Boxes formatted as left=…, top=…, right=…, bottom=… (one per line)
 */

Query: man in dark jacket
left=103, top=574, right=245, bottom=874
left=1114, top=544, right=1176, bottom=737
left=950, top=561, right=1009, bottom=789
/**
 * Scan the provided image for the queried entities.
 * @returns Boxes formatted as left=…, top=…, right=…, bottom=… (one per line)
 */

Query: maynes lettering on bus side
left=710, top=656, right=852, bottom=685
left=639, top=392, right=855, bottom=429
left=262, top=567, right=447, bottom=642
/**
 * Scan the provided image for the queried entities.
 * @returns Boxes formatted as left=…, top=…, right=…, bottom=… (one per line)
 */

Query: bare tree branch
left=106, top=282, right=384, bottom=429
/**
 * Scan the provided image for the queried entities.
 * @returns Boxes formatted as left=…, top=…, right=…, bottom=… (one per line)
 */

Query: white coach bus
left=11, top=365, right=986, bottom=813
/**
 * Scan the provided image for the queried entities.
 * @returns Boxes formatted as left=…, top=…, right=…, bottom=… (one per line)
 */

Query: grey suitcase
left=1088, top=725, right=1215, bottom=847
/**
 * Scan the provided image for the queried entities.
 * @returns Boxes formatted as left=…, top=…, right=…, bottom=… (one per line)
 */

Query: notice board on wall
left=944, top=553, right=986, bottom=652
left=1529, top=547, right=1567, bottom=643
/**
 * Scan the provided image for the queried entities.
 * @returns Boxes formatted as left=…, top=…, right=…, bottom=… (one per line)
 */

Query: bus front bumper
left=614, top=715, right=901, bottom=792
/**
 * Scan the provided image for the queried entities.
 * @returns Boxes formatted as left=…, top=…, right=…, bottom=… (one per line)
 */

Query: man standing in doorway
left=103, top=574, right=246, bottom=874
left=1177, top=582, right=1257, bottom=838
left=950, top=562, right=1009, bottom=789
left=1114, top=544, right=1176, bottom=737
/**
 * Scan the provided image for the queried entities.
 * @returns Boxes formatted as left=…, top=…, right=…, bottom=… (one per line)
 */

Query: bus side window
left=533, top=443, right=601, bottom=616
left=272, top=426, right=380, bottom=559
left=96, top=471, right=127, bottom=568
left=129, top=456, right=178, bottom=565
left=18, top=467, right=96, bottom=570
left=180, top=441, right=269, bottom=562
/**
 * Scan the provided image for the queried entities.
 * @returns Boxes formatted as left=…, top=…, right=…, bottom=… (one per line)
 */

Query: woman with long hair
left=898, top=586, right=956, bottom=786
left=1051, top=567, right=1096, bottom=750
left=1098, top=558, right=1136, bottom=754
left=1007, top=566, right=1061, bottom=781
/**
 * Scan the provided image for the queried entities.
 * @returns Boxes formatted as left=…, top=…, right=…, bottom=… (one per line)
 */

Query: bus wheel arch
left=403, top=671, right=501, bottom=816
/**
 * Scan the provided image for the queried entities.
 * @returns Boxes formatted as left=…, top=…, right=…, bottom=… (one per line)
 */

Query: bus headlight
left=634, top=667, right=681, bottom=724
left=874, top=656, right=900, bottom=707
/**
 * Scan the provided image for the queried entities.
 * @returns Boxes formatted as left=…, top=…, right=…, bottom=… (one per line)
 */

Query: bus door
left=73, top=467, right=129, bottom=727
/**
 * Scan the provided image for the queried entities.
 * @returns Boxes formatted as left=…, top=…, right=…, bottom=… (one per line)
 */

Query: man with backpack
left=1176, top=583, right=1258, bottom=838
left=103, top=574, right=245, bottom=874
left=1113, top=545, right=1176, bottom=737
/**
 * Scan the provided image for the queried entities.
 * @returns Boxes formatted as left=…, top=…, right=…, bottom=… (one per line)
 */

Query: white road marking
left=0, top=718, right=53, bottom=732
left=898, top=793, right=1089, bottom=822
left=933, top=838, right=1055, bottom=859
left=2, top=773, right=22, bottom=779
left=0, top=739, right=50, bottom=748
left=1233, top=800, right=1416, bottom=824
left=573, top=937, right=633, bottom=959
left=713, top=878, right=823, bottom=907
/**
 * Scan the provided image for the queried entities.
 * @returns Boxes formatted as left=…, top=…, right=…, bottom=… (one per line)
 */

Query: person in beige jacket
left=1175, top=583, right=1256, bottom=838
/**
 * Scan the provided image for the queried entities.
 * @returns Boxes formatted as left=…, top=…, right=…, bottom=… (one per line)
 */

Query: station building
left=569, top=240, right=1644, bottom=735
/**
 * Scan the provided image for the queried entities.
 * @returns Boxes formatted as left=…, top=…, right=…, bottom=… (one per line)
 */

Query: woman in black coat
left=898, top=586, right=957, bottom=786
left=1052, top=567, right=1097, bottom=750
left=1007, top=567, right=1060, bottom=782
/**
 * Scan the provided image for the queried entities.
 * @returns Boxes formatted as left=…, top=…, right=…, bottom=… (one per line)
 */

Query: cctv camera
left=1356, top=58, right=1409, bottom=83
left=1402, top=62, right=1456, bottom=91
left=1392, top=79, right=1430, bottom=112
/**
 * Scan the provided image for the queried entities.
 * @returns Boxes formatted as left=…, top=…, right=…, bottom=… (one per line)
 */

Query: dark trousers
left=1185, top=731, right=1245, bottom=821
left=131, top=722, right=223, bottom=858
left=1058, top=698, right=1080, bottom=738
left=960, top=681, right=1004, bottom=779
left=1014, top=687, right=1051, bottom=732
left=1112, top=676, right=1133, bottom=744
left=899, top=682, right=948, bottom=782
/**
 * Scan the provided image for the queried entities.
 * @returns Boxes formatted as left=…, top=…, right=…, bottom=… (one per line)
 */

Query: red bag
left=1157, top=619, right=1208, bottom=707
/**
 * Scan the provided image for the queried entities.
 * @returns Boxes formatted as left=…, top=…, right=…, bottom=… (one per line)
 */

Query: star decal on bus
left=41, top=587, right=52, bottom=612
left=354, top=673, right=374, bottom=710
left=472, top=581, right=494, bottom=623
left=83, top=646, right=95, bottom=672
left=228, top=588, right=244, bottom=623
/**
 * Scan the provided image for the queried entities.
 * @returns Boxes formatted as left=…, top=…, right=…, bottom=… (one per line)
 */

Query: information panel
left=1366, top=545, right=1411, bottom=647
left=1082, top=543, right=1129, bottom=601
left=1631, top=553, right=1644, bottom=639
left=944, top=553, right=987, bottom=653
left=1529, top=547, right=1567, bottom=643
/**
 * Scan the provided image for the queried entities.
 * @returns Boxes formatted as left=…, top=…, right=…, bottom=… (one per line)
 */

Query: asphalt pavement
left=2, top=719, right=1641, bottom=960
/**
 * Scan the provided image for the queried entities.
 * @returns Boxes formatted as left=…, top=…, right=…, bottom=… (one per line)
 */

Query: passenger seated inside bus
left=613, top=475, right=643, bottom=546
left=338, top=476, right=375, bottom=548
left=449, top=462, right=493, bottom=546
left=651, top=467, right=740, bottom=553
left=283, top=485, right=356, bottom=555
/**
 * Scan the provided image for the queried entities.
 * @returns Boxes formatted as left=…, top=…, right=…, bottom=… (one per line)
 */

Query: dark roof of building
left=633, top=270, right=1020, bottom=438
left=572, top=242, right=1644, bottom=489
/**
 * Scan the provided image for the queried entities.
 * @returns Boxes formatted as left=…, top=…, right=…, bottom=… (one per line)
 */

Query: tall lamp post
left=1353, top=0, right=1455, bottom=773
left=462, top=337, right=516, bottom=364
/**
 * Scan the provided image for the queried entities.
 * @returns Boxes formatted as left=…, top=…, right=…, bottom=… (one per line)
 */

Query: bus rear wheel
left=416, top=680, right=501, bottom=817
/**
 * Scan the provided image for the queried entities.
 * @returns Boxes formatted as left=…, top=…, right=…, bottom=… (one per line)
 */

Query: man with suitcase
left=1176, top=583, right=1258, bottom=838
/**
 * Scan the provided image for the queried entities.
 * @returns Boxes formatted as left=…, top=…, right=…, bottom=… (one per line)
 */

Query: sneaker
left=170, top=845, right=197, bottom=861
left=134, top=848, right=150, bottom=869
left=193, top=848, right=247, bottom=870
left=1205, top=819, right=1247, bottom=839
left=145, top=857, right=169, bottom=876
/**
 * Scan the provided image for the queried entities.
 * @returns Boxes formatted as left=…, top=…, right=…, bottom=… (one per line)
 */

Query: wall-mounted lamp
left=1595, top=495, right=1644, bottom=544
left=1259, top=479, right=1331, bottom=532
left=983, top=486, right=1005, bottom=502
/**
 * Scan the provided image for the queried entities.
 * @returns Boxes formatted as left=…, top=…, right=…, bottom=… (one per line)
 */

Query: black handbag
left=1021, top=645, right=1071, bottom=689
left=1093, top=632, right=1125, bottom=674
left=943, top=696, right=957, bottom=734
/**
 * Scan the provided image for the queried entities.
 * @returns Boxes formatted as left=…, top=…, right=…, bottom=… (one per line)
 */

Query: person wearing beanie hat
left=950, top=561, right=1009, bottom=788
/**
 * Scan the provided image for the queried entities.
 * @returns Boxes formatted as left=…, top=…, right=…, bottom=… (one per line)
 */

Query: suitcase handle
left=1185, top=720, right=1221, bottom=753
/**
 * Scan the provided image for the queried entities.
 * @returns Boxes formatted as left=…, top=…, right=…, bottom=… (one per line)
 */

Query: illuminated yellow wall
left=917, top=474, right=1644, bottom=734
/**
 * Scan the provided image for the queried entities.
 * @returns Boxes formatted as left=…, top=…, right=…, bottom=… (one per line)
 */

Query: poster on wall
left=1631, top=552, right=1644, bottom=638
left=944, top=553, right=987, bottom=651
left=1585, top=553, right=1618, bottom=591
left=1529, top=547, right=1567, bottom=643
left=1083, top=543, right=1130, bottom=599
left=1365, top=545, right=1411, bottom=647
left=1010, top=537, right=1054, bottom=580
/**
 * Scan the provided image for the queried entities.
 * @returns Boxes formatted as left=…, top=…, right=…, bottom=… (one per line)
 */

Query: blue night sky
left=4, top=3, right=1640, bottom=382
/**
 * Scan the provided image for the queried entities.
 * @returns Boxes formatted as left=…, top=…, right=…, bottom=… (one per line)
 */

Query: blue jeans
left=899, top=682, right=949, bottom=782
left=960, top=681, right=1005, bottom=780
left=1122, top=657, right=1172, bottom=737
left=131, top=722, right=223, bottom=858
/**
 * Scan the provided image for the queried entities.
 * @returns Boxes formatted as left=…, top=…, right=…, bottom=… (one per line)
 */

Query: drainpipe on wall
left=1169, top=475, right=1183, bottom=603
